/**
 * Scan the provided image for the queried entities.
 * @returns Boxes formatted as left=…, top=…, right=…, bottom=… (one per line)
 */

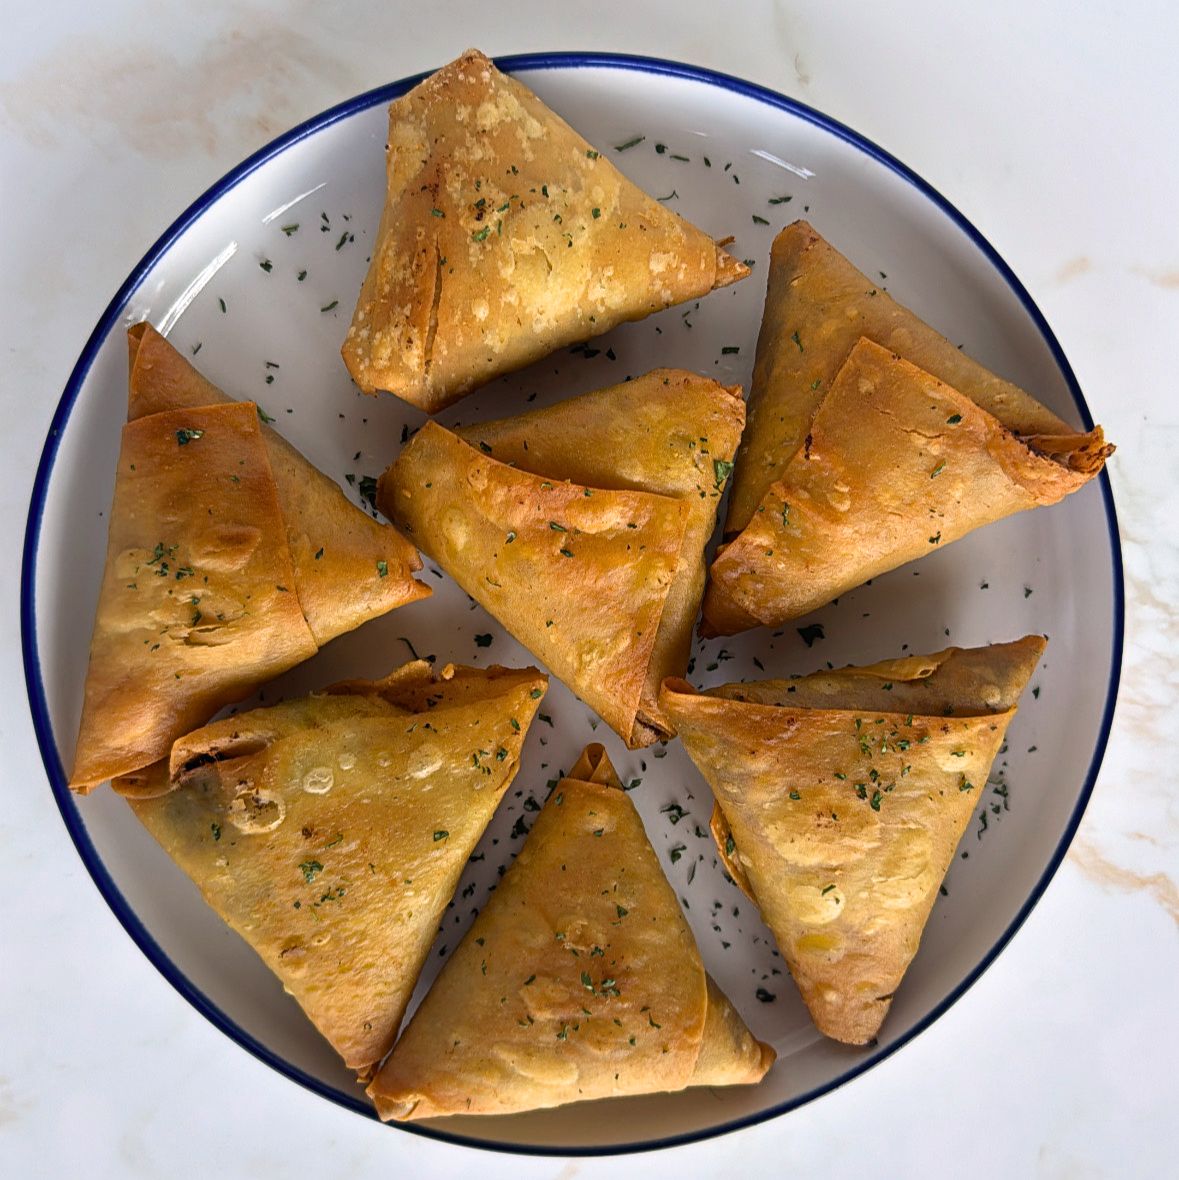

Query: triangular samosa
left=660, top=637, right=1044, bottom=1045
left=702, top=221, right=1112, bottom=635
left=367, top=743, right=774, bottom=1120
left=69, top=327, right=429, bottom=792
left=378, top=369, right=745, bottom=746
left=129, top=659, right=547, bottom=1077
left=342, top=48, right=748, bottom=412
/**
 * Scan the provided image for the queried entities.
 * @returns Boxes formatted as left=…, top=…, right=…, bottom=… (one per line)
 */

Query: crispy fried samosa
left=69, top=327, right=429, bottom=792
left=379, top=369, right=744, bottom=746
left=660, top=637, right=1044, bottom=1045
left=128, top=660, right=547, bottom=1076
left=342, top=49, right=748, bottom=412
left=367, top=743, right=773, bottom=1120
left=703, top=222, right=1112, bottom=635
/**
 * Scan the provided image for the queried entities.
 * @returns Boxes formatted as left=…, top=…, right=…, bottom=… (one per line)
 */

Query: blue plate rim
left=19, top=50, right=1125, bottom=1157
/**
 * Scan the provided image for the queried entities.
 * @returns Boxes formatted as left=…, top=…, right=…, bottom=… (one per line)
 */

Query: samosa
left=69, top=325, right=429, bottom=791
left=342, top=49, right=748, bottom=412
left=660, top=637, right=1044, bottom=1045
left=379, top=369, right=745, bottom=746
left=702, top=221, right=1112, bottom=635
left=367, top=743, right=774, bottom=1120
left=129, top=659, right=547, bottom=1077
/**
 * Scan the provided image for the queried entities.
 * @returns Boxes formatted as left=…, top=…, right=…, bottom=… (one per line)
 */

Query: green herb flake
left=797, top=623, right=825, bottom=647
left=946, top=413, right=963, bottom=425
left=175, top=428, right=204, bottom=446
left=210, top=822, right=221, bottom=841
left=614, top=135, right=644, bottom=151
left=376, top=560, right=388, bottom=578
left=791, top=330, right=804, bottom=352
left=433, top=830, right=449, bottom=842
left=320, top=299, right=339, bottom=313
left=472, top=226, right=491, bottom=242
left=299, top=859, right=323, bottom=883
left=752, top=214, right=770, bottom=225
left=712, top=458, right=734, bottom=488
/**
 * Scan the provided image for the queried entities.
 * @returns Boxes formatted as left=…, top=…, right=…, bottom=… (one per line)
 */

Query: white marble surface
left=2, top=2, right=1175, bottom=1176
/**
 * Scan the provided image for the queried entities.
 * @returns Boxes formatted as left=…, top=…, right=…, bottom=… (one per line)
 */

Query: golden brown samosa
left=342, top=49, right=748, bottom=412
left=660, top=637, right=1044, bottom=1046
left=367, top=744, right=774, bottom=1120
left=129, top=660, right=547, bottom=1077
left=69, top=327, right=429, bottom=792
left=379, top=369, right=745, bottom=746
left=702, top=222, right=1112, bottom=635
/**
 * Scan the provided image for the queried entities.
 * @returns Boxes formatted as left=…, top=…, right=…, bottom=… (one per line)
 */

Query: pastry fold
left=660, top=637, right=1044, bottom=1045
left=379, top=369, right=744, bottom=746
left=703, top=222, right=1112, bottom=635
left=69, top=327, right=429, bottom=791
left=367, top=743, right=773, bottom=1120
left=129, top=660, right=547, bottom=1077
left=342, top=48, right=748, bottom=412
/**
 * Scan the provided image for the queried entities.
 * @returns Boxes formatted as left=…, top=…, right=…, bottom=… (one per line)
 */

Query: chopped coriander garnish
left=320, top=299, right=339, bottom=312
left=797, top=623, right=825, bottom=647
left=472, top=226, right=491, bottom=242
left=614, top=135, right=644, bottom=151
left=474, top=633, right=493, bottom=647
left=257, top=406, right=276, bottom=424
left=281, top=223, right=299, bottom=235
left=433, top=830, right=449, bottom=842
left=712, top=458, right=734, bottom=488
left=299, top=859, right=323, bottom=883
left=751, top=214, right=770, bottom=225
left=175, top=428, right=204, bottom=446
left=721, top=346, right=740, bottom=355
left=946, top=413, right=963, bottom=425
left=259, top=259, right=272, bottom=272
left=790, top=330, right=804, bottom=352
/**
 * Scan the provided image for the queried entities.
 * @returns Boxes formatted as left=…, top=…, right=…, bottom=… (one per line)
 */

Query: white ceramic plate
left=22, top=53, right=1122, bottom=1155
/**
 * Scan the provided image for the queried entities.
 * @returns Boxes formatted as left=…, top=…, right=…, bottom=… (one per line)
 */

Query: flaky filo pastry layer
left=367, top=743, right=773, bottom=1120
left=660, top=636, right=1044, bottom=1046
left=127, top=660, right=547, bottom=1078
left=702, top=222, right=1112, bottom=635
left=69, top=326, right=428, bottom=792
left=342, top=48, right=748, bottom=412
left=379, top=369, right=745, bottom=747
